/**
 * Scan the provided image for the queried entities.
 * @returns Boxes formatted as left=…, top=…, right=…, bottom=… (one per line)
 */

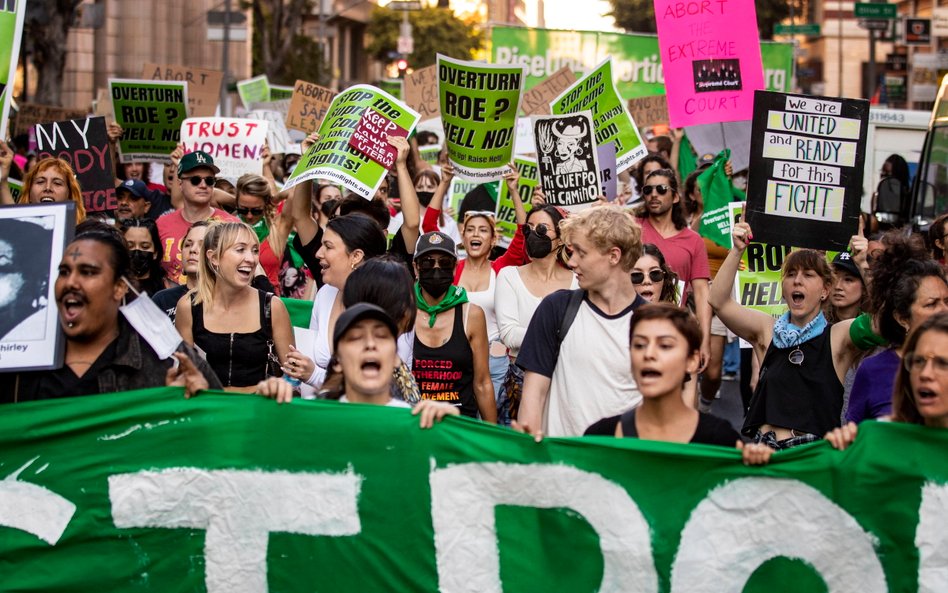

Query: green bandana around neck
left=414, top=283, right=468, bottom=328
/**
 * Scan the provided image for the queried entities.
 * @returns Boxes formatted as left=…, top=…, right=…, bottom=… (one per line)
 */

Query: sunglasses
left=464, top=210, right=497, bottom=222
left=416, top=256, right=456, bottom=271
left=641, top=184, right=670, bottom=196
left=237, top=207, right=265, bottom=216
left=631, top=270, right=665, bottom=284
left=182, top=175, right=217, bottom=187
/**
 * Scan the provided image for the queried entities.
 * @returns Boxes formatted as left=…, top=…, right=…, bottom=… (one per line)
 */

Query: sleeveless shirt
left=192, top=289, right=275, bottom=387
left=412, top=306, right=477, bottom=417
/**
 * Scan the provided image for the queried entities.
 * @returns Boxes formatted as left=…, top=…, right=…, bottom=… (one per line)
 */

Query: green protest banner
left=552, top=58, right=647, bottom=173
left=491, top=26, right=794, bottom=100
left=698, top=149, right=745, bottom=249
left=3, top=387, right=948, bottom=592
left=109, top=79, right=189, bottom=164
left=493, top=157, right=537, bottom=247
left=0, top=0, right=26, bottom=139
left=437, top=54, right=525, bottom=181
left=283, top=84, right=419, bottom=199
left=237, top=74, right=270, bottom=109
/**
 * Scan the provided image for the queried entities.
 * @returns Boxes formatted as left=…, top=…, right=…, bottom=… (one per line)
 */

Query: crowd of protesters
left=0, top=108, right=946, bottom=459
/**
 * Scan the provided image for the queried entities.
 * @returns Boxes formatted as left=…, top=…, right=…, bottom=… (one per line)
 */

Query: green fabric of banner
left=677, top=134, right=697, bottom=179
left=2, top=388, right=948, bottom=592
left=279, top=297, right=314, bottom=329
left=698, top=149, right=745, bottom=249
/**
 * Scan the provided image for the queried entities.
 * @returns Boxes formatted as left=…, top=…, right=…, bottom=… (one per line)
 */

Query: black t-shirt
left=584, top=410, right=740, bottom=447
left=146, top=190, right=175, bottom=220
left=152, top=284, right=189, bottom=322
left=1, top=338, right=120, bottom=402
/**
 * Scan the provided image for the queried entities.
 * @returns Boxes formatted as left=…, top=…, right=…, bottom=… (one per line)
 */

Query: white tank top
left=465, top=268, right=500, bottom=343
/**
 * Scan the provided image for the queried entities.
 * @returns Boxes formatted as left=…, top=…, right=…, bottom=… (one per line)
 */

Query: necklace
left=788, top=347, right=804, bottom=365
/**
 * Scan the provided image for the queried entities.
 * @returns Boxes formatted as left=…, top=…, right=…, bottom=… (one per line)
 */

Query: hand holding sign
left=388, top=135, right=410, bottom=167
left=732, top=206, right=754, bottom=252
left=502, top=161, right=520, bottom=195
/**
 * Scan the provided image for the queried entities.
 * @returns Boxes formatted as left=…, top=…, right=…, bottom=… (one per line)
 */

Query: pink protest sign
left=654, top=0, right=764, bottom=127
left=348, top=109, right=409, bottom=170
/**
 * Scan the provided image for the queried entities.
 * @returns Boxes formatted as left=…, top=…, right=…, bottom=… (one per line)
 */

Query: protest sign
left=552, top=58, right=646, bottom=173
left=492, top=26, right=794, bottom=100
left=286, top=79, right=337, bottom=133
left=7, top=177, right=22, bottom=202
left=520, top=66, right=577, bottom=116
left=729, top=202, right=790, bottom=317
left=0, top=0, right=26, bottom=139
left=180, top=117, right=268, bottom=182
left=141, top=63, right=223, bottom=118
left=35, top=116, right=117, bottom=213
left=283, top=85, right=419, bottom=199
left=404, top=64, right=440, bottom=121
left=0, top=203, right=74, bottom=370
left=11, top=103, right=87, bottom=138
left=653, top=0, right=764, bottom=127
left=493, top=157, right=538, bottom=246
left=3, top=388, right=948, bottom=592
left=247, top=109, right=291, bottom=155
left=534, top=111, right=601, bottom=209
left=419, top=144, right=441, bottom=166
left=597, top=142, right=618, bottom=200
left=348, top=107, right=411, bottom=170
left=448, top=177, right=480, bottom=217
left=627, top=94, right=669, bottom=128
left=437, top=55, right=525, bottom=181
left=745, top=91, right=869, bottom=251
left=109, top=79, right=189, bottom=164
left=93, top=87, right=112, bottom=118
left=237, top=74, right=270, bottom=109
left=269, top=84, right=294, bottom=101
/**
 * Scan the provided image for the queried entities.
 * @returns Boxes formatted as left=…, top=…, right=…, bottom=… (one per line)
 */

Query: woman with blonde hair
left=235, top=173, right=297, bottom=294
left=175, top=221, right=295, bottom=392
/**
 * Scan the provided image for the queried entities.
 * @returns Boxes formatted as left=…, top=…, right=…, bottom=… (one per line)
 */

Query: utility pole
left=221, top=0, right=231, bottom=116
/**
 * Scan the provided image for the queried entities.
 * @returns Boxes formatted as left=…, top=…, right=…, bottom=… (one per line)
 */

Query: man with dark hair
left=0, top=217, right=53, bottom=341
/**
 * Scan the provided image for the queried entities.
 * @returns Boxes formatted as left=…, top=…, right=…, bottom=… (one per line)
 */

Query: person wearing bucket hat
left=412, top=231, right=497, bottom=422
left=157, top=150, right=237, bottom=283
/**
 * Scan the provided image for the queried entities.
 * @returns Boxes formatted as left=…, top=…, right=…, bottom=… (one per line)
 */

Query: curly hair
left=21, top=157, right=86, bottom=222
left=560, top=204, right=642, bottom=272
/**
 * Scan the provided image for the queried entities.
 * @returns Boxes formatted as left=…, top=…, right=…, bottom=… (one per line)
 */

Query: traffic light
left=397, top=58, right=409, bottom=77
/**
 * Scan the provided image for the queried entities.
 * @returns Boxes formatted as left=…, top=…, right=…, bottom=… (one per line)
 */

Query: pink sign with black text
left=654, top=0, right=764, bottom=127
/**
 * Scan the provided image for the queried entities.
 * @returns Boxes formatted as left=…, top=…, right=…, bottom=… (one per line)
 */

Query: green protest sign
left=419, top=144, right=441, bottom=166
left=269, top=84, right=294, bottom=101
left=109, top=79, right=189, bottom=164
left=3, top=387, right=948, bottom=592
left=7, top=176, right=22, bottom=202
left=437, top=55, right=525, bottom=181
left=552, top=58, right=647, bottom=173
left=283, top=84, right=419, bottom=199
left=491, top=26, right=794, bottom=100
left=729, top=202, right=791, bottom=317
left=237, top=74, right=270, bottom=108
left=493, top=157, right=537, bottom=247
left=447, top=176, right=481, bottom=217
left=0, top=0, right=26, bottom=139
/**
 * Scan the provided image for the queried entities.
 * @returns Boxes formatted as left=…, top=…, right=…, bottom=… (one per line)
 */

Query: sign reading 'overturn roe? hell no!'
left=746, top=91, right=868, bottom=251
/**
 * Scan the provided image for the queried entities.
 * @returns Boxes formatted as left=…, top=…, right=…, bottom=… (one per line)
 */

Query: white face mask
left=118, top=278, right=183, bottom=359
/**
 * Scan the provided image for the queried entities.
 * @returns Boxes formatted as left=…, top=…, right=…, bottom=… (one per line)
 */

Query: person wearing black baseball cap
left=114, top=178, right=152, bottom=221
left=157, top=150, right=238, bottom=283
left=826, top=251, right=867, bottom=324
left=412, top=231, right=497, bottom=423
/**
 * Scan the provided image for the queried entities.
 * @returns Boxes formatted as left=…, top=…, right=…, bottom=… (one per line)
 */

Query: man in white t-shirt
left=516, top=205, right=646, bottom=437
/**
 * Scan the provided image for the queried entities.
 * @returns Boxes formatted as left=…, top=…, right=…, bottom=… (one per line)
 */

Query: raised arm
left=390, top=135, right=420, bottom=250
left=0, top=140, right=13, bottom=205
left=289, top=133, right=321, bottom=245
left=423, top=163, right=454, bottom=234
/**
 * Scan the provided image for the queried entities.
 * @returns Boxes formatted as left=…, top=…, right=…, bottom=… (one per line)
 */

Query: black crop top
left=192, top=289, right=277, bottom=387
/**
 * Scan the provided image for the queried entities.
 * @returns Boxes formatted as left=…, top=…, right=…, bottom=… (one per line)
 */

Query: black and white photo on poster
left=533, top=111, right=600, bottom=209
left=0, top=202, right=76, bottom=372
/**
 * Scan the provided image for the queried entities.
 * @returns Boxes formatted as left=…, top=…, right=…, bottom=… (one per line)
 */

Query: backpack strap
left=555, top=289, right=586, bottom=352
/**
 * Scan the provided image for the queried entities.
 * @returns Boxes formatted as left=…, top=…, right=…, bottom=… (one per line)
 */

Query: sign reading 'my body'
left=35, top=116, right=116, bottom=212
left=746, top=91, right=869, bottom=251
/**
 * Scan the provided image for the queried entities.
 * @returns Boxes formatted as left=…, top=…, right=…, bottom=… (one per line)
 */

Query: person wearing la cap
left=411, top=231, right=497, bottom=422
left=114, top=178, right=152, bottom=221
left=157, top=150, right=238, bottom=283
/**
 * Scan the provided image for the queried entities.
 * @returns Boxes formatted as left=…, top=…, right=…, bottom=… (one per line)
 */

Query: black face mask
left=129, top=250, right=154, bottom=276
left=417, top=267, right=454, bottom=298
left=416, top=191, right=435, bottom=207
left=524, top=226, right=554, bottom=260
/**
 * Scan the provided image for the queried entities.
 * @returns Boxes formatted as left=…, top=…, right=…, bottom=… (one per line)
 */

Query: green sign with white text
left=2, top=388, right=948, bottom=591
left=0, top=0, right=26, bottom=139
left=109, top=79, right=189, bottom=164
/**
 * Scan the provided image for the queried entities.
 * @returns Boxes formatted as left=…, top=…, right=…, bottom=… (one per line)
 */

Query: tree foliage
left=247, top=0, right=330, bottom=86
left=23, top=0, right=83, bottom=105
left=606, top=0, right=791, bottom=40
left=366, top=6, right=483, bottom=69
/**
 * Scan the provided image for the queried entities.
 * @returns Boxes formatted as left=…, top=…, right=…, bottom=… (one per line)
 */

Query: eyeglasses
left=416, top=256, right=456, bottom=271
left=641, top=184, right=670, bottom=196
left=183, top=175, right=216, bottom=187
left=237, top=207, right=265, bottom=216
left=631, top=270, right=665, bottom=284
left=904, top=352, right=948, bottom=374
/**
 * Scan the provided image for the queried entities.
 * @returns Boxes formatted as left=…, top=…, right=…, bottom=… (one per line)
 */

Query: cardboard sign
left=348, top=108, right=410, bottom=170
left=438, top=55, right=526, bottom=181
left=11, top=103, right=87, bottom=138
left=142, top=63, right=223, bottom=118
left=519, top=67, right=577, bottom=117
left=551, top=58, right=646, bottom=174
left=283, top=85, right=419, bottom=199
left=653, top=0, right=765, bottom=127
left=534, top=111, right=601, bottom=210
left=180, top=117, right=268, bottom=183
left=626, top=95, right=669, bottom=128
left=745, top=91, right=869, bottom=251
left=109, top=79, right=189, bottom=164
left=404, top=65, right=440, bottom=122
left=286, top=79, right=337, bottom=133
left=247, top=109, right=291, bottom=155
left=34, top=116, right=117, bottom=213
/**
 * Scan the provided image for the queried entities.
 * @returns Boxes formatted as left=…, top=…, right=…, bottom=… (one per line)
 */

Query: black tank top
left=412, top=305, right=476, bottom=417
left=192, top=290, right=274, bottom=387
left=743, top=329, right=843, bottom=437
